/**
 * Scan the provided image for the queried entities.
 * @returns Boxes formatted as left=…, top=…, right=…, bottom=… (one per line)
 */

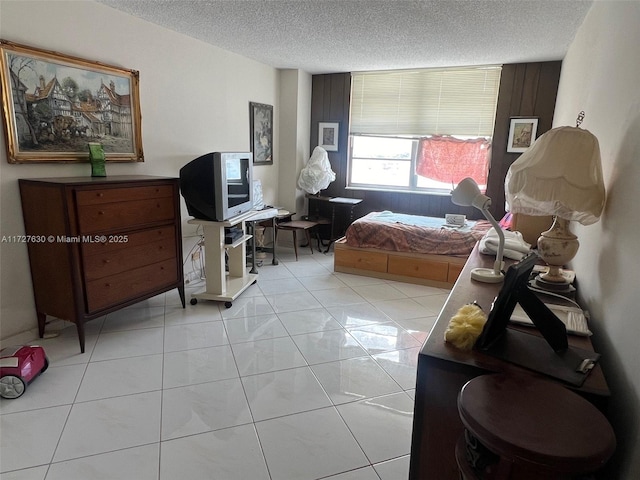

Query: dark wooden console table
left=305, top=194, right=362, bottom=252
left=408, top=245, right=610, bottom=480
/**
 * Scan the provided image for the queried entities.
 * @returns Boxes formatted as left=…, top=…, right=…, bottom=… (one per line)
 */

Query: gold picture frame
left=1, top=40, right=143, bottom=163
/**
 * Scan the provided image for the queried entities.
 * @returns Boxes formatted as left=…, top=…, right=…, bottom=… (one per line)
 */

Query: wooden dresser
left=19, top=176, right=185, bottom=352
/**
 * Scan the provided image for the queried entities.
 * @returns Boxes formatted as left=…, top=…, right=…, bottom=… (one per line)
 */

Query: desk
left=245, top=208, right=290, bottom=270
left=245, top=208, right=278, bottom=270
left=306, top=195, right=362, bottom=252
left=408, top=245, right=609, bottom=480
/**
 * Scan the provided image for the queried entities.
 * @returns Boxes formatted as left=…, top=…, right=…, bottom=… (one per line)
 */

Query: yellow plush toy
left=444, top=303, right=488, bottom=351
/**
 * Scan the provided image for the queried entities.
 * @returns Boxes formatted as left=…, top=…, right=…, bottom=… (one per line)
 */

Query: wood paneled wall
left=310, top=74, right=351, bottom=199
left=310, top=62, right=562, bottom=221
left=486, top=62, right=562, bottom=219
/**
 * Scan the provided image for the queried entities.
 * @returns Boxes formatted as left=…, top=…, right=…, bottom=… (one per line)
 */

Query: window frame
left=347, top=133, right=491, bottom=195
left=347, top=66, right=501, bottom=195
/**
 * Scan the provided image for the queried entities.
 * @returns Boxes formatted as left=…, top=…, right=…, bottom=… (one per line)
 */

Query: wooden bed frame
left=333, top=213, right=548, bottom=289
left=334, top=237, right=467, bottom=289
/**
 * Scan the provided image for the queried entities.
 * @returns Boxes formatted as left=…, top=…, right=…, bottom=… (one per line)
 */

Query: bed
left=334, top=211, right=492, bottom=288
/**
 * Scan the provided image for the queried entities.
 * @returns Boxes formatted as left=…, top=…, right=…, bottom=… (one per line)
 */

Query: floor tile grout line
left=1, top=248, right=446, bottom=478
left=315, top=464, right=383, bottom=480
left=44, top=353, right=91, bottom=471
left=53, top=441, right=163, bottom=473
left=221, top=304, right=275, bottom=480
left=158, top=305, right=168, bottom=479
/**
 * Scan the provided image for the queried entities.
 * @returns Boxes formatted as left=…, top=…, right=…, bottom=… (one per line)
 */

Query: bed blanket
left=345, top=211, right=491, bottom=256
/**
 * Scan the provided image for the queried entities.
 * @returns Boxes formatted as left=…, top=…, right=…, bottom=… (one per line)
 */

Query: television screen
left=180, top=152, right=253, bottom=222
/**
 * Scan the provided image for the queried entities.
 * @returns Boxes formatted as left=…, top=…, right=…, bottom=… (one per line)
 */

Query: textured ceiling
left=96, top=0, right=593, bottom=74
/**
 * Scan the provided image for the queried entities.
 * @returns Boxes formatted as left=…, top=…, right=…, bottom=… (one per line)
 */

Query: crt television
left=475, top=252, right=599, bottom=387
left=179, top=152, right=254, bottom=222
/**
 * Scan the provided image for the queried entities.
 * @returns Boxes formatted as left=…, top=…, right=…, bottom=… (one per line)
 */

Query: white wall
left=555, top=1, right=640, bottom=477
left=0, top=0, right=291, bottom=341
left=278, top=69, right=312, bottom=216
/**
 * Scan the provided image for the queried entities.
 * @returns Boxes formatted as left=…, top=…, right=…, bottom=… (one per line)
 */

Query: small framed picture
left=318, top=122, right=339, bottom=152
left=507, top=118, right=539, bottom=153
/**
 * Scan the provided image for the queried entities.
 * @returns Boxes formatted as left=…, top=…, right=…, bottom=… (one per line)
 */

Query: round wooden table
left=456, top=374, right=616, bottom=479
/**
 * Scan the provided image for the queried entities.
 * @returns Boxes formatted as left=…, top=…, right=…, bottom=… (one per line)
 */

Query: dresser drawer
left=388, top=255, right=449, bottom=281
left=77, top=197, right=175, bottom=233
left=82, top=231, right=177, bottom=281
left=82, top=226, right=176, bottom=256
left=76, top=185, right=173, bottom=206
left=86, top=258, right=178, bottom=312
left=334, top=249, right=388, bottom=272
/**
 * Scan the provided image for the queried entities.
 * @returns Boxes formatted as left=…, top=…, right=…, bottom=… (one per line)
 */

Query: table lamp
left=505, top=123, right=606, bottom=290
left=451, top=177, right=505, bottom=283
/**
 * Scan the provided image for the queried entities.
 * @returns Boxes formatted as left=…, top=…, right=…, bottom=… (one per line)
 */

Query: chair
left=276, top=220, right=319, bottom=260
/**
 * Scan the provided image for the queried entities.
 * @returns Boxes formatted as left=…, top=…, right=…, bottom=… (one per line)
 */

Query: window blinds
left=350, top=66, right=502, bottom=137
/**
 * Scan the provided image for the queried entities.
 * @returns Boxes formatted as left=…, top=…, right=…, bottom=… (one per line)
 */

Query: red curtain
left=415, top=136, right=491, bottom=186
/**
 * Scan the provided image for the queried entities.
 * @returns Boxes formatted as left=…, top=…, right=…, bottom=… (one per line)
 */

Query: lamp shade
left=505, top=126, right=605, bottom=225
left=451, top=177, right=491, bottom=210
left=451, top=177, right=505, bottom=283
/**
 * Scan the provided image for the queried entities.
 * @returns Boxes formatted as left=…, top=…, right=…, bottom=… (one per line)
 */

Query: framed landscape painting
left=0, top=40, right=143, bottom=163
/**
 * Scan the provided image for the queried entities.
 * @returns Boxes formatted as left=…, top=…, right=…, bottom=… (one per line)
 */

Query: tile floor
left=0, top=247, right=450, bottom=480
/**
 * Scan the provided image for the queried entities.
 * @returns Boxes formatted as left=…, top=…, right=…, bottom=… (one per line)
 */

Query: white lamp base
left=470, top=268, right=504, bottom=283
left=537, top=217, right=579, bottom=284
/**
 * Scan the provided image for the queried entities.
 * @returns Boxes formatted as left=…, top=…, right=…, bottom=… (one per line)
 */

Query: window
left=348, top=66, right=501, bottom=193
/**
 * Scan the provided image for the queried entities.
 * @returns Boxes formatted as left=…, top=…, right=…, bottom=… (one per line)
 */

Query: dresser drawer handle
left=105, top=283, right=111, bottom=288
left=97, top=193, right=104, bottom=198
left=98, top=210, right=105, bottom=215
left=103, top=259, right=110, bottom=264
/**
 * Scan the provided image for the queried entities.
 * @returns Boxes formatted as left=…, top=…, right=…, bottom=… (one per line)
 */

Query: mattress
left=344, top=211, right=491, bottom=256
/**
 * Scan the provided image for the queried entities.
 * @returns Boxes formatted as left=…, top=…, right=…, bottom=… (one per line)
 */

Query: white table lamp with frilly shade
left=505, top=115, right=606, bottom=290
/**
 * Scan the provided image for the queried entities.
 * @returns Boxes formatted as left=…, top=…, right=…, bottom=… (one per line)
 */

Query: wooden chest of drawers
left=19, top=176, right=185, bottom=352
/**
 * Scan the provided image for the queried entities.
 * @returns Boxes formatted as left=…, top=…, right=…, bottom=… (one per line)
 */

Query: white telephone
left=445, top=214, right=466, bottom=227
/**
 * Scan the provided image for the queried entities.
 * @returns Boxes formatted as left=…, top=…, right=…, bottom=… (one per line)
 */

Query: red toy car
left=0, top=345, right=49, bottom=399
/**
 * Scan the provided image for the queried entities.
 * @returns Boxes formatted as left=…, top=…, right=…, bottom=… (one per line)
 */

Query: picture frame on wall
left=318, top=122, right=339, bottom=152
left=0, top=40, right=143, bottom=163
left=249, top=101, right=273, bottom=165
left=507, top=117, right=539, bottom=153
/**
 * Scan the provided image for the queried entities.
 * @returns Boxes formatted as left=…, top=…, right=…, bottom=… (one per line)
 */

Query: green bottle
left=88, top=142, right=106, bottom=177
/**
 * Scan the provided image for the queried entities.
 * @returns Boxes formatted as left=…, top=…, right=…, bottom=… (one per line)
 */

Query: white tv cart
left=187, top=212, right=258, bottom=308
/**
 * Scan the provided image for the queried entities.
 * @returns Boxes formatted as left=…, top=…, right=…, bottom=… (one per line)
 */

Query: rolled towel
left=479, top=227, right=532, bottom=260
